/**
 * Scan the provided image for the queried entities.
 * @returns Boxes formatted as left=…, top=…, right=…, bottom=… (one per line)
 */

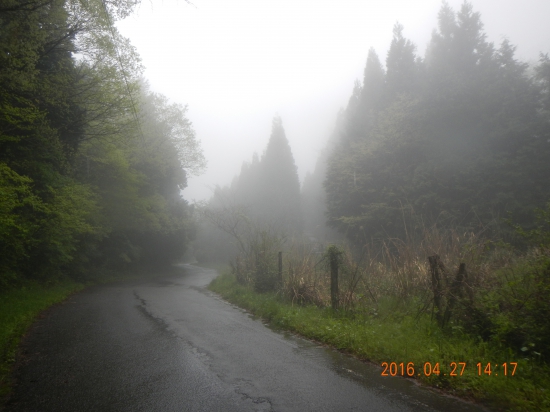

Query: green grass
left=0, top=280, right=85, bottom=401
left=0, top=265, right=180, bottom=405
left=209, top=272, right=550, bottom=412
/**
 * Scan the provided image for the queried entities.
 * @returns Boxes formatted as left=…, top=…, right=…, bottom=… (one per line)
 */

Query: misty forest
left=1, top=0, right=550, bottom=410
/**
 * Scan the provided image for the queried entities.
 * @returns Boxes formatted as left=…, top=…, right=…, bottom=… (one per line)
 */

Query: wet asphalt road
left=4, top=265, right=488, bottom=412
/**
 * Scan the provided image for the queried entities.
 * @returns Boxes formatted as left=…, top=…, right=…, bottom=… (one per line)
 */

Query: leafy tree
left=73, top=83, right=204, bottom=272
left=0, top=0, right=203, bottom=285
left=0, top=164, right=44, bottom=286
left=0, top=0, right=106, bottom=283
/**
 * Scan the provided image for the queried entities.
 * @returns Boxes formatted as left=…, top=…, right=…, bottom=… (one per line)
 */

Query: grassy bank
left=209, top=271, right=550, bottom=412
left=0, top=280, right=85, bottom=400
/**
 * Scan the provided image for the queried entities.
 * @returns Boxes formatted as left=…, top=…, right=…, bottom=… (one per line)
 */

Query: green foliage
left=209, top=272, right=550, bottom=412
left=30, top=180, right=101, bottom=278
left=0, top=164, right=43, bottom=286
left=0, top=280, right=85, bottom=402
left=324, top=2, right=549, bottom=246
left=73, top=83, right=201, bottom=273
left=0, top=0, right=203, bottom=286
left=511, top=202, right=550, bottom=248
left=0, top=163, right=100, bottom=284
left=462, top=205, right=550, bottom=361
left=139, top=89, right=206, bottom=179
left=249, top=230, right=282, bottom=293
left=469, top=254, right=550, bottom=363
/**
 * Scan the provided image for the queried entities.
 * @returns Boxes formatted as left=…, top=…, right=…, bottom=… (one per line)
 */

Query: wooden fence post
left=428, top=255, right=444, bottom=326
left=278, top=251, right=283, bottom=288
left=329, top=246, right=339, bottom=310
left=442, top=263, right=467, bottom=327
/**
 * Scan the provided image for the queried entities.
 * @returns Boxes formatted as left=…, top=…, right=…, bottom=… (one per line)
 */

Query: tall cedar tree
left=259, top=116, right=303, bottom=234
left=205, top=116, right=303, bottom=239
left=323, top=2, right=550, bottom=246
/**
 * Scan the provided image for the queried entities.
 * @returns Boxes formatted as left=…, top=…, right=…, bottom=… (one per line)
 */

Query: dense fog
left=2, top=2, right=550, bottom=408
left=116, top=0, right=550, bottom=202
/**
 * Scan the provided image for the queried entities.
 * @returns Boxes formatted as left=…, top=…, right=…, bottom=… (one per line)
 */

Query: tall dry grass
left=230, top=217, right=521, bottom=324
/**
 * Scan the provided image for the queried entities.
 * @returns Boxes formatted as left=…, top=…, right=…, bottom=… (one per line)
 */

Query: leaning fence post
left=329, top=246, right=339, bottom=310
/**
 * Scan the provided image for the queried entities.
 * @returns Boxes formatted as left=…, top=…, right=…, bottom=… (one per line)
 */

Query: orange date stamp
left=381, top=362, right=518, bottom=377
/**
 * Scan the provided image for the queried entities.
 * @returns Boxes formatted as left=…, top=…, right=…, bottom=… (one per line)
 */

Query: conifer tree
left=385, top=23, right=417, bottom=101
left=362, top=48, right=385, bottom=111
left=322, top=1, right=550, bottom=246
left=258, top=116, right=303, bottom=234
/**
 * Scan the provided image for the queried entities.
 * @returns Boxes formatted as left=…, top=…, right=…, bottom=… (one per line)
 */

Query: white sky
left=116, top=0, right=550, bottom=202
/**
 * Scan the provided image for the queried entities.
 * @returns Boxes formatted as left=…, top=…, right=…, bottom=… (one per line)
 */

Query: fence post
left=278, top=251, right=283, bottom=288
left=329, top=246, right=339, bottom=310
left=442, top=263, right=467, bottom=327
left=428, top=255, right=443, bottom=326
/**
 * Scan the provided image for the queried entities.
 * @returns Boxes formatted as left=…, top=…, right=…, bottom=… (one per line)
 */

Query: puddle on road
left=256, top=321, right=490, bottom=412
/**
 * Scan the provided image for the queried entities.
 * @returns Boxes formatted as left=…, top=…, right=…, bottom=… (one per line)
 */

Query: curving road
left=4, top=265, right=488, bottom=412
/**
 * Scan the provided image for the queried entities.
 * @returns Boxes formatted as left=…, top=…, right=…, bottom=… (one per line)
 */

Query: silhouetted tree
left=385, top=23, right=417, bottom=101
left=323, top=1, right=550, bottom=246
left=257, top=116, right=303, bottom=233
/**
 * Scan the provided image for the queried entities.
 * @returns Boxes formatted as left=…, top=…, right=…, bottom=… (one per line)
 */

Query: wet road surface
left=4, top=265, right=489, bottom=411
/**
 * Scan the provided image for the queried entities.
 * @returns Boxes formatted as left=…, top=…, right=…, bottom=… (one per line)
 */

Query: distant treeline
left=195, top=116, right=302, bottom=263
left=0, top=0, right=205, bottom=287
left=303, top=2, right=550, bottom=247
left=195, top=4, right=550, bottom=399
left=200, top=2, right=550, bottom=257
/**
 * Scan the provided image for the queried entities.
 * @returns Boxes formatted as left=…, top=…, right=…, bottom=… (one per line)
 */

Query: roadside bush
left=223, top=202, right=550, bottom=367
left=473, top=252, right=550, bottom=362
left=251, top=230, right=281, bottom=293
left=229, top=229, right=282, bottom=293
